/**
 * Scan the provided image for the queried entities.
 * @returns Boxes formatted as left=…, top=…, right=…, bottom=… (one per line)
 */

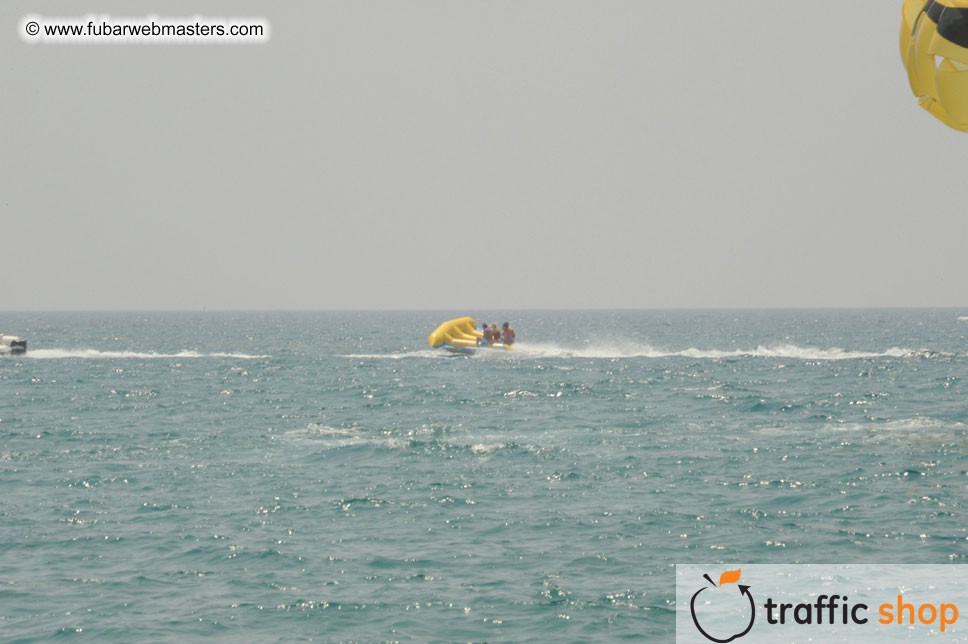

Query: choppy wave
left=25, top=349, right=268, bottom=359
left=278, top=424, right=542, bottom=456
left=828, top=417, right=966, bottom=431
left=279, top=424, right=367, bottom=447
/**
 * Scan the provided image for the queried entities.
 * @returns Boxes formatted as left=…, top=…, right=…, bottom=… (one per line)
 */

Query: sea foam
left=493, top=342, right=919, bottom=361
left=25, top=348, right=268, bottom=359
left=337, top=343, right=924, bottom=361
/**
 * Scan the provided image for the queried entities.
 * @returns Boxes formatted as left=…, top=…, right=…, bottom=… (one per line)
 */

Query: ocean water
left=2, top=309, right=968, bottom=643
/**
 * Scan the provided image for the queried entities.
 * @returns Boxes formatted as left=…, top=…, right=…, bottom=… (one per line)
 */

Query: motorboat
left=0, top=333, right=26, bottom=355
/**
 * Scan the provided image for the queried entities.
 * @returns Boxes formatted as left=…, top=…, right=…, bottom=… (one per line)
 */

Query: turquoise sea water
left=2, top=310, right=968, bottom=642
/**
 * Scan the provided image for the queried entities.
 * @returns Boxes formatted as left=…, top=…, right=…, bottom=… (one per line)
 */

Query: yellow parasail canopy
left=901, top=0, right=968, bottom=132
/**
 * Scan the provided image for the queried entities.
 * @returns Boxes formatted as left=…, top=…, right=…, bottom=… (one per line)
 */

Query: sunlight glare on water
left=2, top=310, right=967, bottom=642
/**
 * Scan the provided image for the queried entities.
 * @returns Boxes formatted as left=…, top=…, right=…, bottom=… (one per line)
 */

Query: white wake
left=336, top=343, right=926, bottom=361
left=506, top=342, right=919, bottom=360
left=24, top=349, right=268, bottom=359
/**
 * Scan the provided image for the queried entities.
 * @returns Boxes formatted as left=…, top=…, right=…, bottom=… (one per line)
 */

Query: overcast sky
left=1, top=1, right=963, bottom=310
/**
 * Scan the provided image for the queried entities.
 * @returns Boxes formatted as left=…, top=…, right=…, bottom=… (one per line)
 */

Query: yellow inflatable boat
left=427, top=317, right=513, bottom=355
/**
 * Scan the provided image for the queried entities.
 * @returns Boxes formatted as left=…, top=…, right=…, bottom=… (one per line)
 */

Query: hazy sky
left=2, top=1, right=964, bottom=310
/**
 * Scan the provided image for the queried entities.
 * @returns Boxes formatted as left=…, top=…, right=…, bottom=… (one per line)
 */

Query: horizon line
left=2, top=306, right=968, bottom=314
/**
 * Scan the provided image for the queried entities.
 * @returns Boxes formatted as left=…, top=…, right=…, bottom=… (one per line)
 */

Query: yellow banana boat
left=427, top=317, right=513, bottom=355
